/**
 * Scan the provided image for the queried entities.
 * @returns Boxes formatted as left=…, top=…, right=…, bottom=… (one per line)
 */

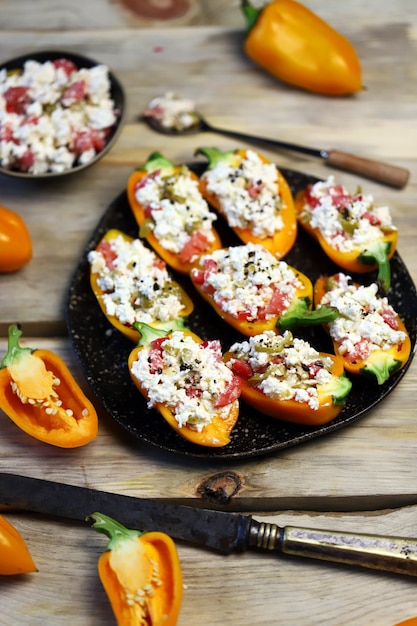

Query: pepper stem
left=362, top=353, right=402, bottom=385
left=357, top=240, right=391, bottom=292
left=277, top=299, right=339, bottom=332
left=195, top=146, right=239, bottom=170
left=141, top=151, right=175, bottom=175
left=133, top=318, right=187, bottom=346
left=0, top=323, right=33, bottom=369
left=87, top=512, right=144, bottom=552
left=241, top=0, right=261, bottom=31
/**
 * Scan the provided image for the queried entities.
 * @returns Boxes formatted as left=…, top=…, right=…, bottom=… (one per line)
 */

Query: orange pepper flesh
left=0, top=324, right=98, bottom=447
left=88, top=513, right=183, bottom=626
left=90, top=228, right=194, bottom=343
left=294, top=188, right=398, bottom=292
left=224, top=347, right=349, bottom=426
left=197, top=148, right=297, bottom=259
left=314, top=275, right=411, bottom=383
left=394, top=619, right=417, bottom=626
left=128, top=326, right=239, bottom=447
left=0, top=205, right=32, bottom=272
left=0, top=514, right=37, bottom=575
left=127, top=154, right=222, bottom=274
left=242, top=0, right=362, bottom=96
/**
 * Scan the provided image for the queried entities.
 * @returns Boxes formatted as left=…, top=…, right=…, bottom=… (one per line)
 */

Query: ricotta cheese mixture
left=317, top=273, right=406, bottom=359
left=134, top=165, right=217, bottom=255
left=0, top=58, right=118, bottom=174
left=143, top=92, right=200, bottom=132
left=88, top=234, right=186, bottom=326
left=130, top=331, right=237, bottom=431
left=228, top=330, right=334, bottom=410
left=300, top=176, right=396, bottom=252
left=191, top=243, right=302, bottom=321
left=201, top=149, right=285, bottom=239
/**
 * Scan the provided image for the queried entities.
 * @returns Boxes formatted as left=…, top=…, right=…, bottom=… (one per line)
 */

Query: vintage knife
left=1, top=472, right=417, bottom=577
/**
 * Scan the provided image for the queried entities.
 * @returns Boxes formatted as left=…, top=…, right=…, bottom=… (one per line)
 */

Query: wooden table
left=1, top=2, right=417, bottom=624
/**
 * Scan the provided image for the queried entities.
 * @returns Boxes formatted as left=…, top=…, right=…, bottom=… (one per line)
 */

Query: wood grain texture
left=1, top=3, right=417, bottom=624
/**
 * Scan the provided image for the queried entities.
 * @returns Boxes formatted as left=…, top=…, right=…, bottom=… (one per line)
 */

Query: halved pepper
left=190, top=243, right=337, bottom=337
left=196, top=146, right=297, bottom=259
left=314, top=273, right=411, bottom=385
left=295, top=177, right=398, bottom=292
left=128, top=323, right=241, bottom=447
left=126, top=152, right=222, bottom=274
left=224, top=330, right=352, bottom=426
left=87, top=512, right=183, bottom=626
left=89, top=228, right=194, bottom=343
left=0, top=514, right=37, bottom=575
left=0, top=323, right=98, bottom=447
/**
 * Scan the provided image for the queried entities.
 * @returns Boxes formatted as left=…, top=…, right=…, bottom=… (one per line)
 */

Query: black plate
left=0, top=49, right=125, bottom=179
left=66, top=166, right=417, bottom=459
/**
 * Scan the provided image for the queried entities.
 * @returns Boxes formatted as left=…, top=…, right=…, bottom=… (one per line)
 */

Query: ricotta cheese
left=0, top=58, right=118, bottom=174
left=300, top=176, right=396, bottom=252
left=193, top=243, right=302, bottom=321
left=228, top=330, right=334, bottom=410
left=317, top=273, right=406, bottom=357
left=88, top=234, right=186, bottom=326
left=201, top=149, right=284, bottom=239
left=130, top=331, right=236, bottom=431
left=134, top=166, right=217, bottom=254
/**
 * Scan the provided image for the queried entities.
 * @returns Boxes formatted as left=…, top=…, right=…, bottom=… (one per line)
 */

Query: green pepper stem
left=241, top=0, right=261, bottom=31
left=87, top=512, right=144, bottom=552
left=277, top=300, right=339, bottom=332
left=0, top=323, right=33, bottom=369
left=141, top=151, right=175, bottom=175
left=133, top=318, right=187, bottom=346
left=362, top=357, right=402, bottom=385
left=357, top=240, right=391, bottom=292
left=194, top=146, right=239, bottom=170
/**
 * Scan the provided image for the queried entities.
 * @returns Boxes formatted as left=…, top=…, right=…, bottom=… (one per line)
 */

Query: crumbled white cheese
left=228, top=330, right=334, bottom=410
left=143, top=92, right=199, bottom=131
left=317, top=273, right=406, bottom=357
left=0, top=58, right=118, bottom=174
left=134, top=166, right=217, bottom=255
left=202, top=149, right=285, bottom=239
left=193, top=242, right=302, bottom=321
left=300, top=176, right=396, bottom=251
left=88, top=234, right=186, bottom=326
left=130, top=331, right=236, bottom=431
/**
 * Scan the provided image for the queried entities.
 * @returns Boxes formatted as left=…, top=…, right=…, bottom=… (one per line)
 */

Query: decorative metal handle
left=249, top=520, right=417, bottom=576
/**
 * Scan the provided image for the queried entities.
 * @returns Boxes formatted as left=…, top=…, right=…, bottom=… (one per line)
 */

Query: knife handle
left=249, top=521, right=417, bottom=577
left=325, top=149, right=410, bottom=189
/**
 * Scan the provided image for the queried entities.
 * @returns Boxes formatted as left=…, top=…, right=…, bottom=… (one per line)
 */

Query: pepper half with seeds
left=196, top=147, right=297, bottom=259
left=88, top=512, right=183, bottom=626
left=128, top=323, right=241, bottom=447
left=224, top=330, right=352, bottom=426
left=295, top=177, right=398, bottom=292
left=314, top=273, right=411, bottom=384
left=190, top=243, right=338, bottom=337
left=89, top=228, right=194, bottom=342
left=0, top=324, right=98, bottom=447
left=127, top=152, right=222, bottom=274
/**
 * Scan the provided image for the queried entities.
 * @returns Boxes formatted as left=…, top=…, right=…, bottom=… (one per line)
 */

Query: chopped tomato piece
left=214, top=375, right=242, bottom=408
left=231, top=359, right=253, bottom=379
left=381, top=307, right=399, bottom=330
left=179, top=231, right=208, bottom=263
left=3, top=86, right=30, bottom=115
left=96, top=240, right=117, bottom=270
left=52, top=58, right=77, bottom=76
left=62, top=80, right=86, bottom=106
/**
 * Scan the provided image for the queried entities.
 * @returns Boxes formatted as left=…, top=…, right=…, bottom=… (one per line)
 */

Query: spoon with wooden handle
left=143, top=109, right=410, bottom=189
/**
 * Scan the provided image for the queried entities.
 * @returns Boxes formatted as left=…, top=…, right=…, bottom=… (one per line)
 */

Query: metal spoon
left=142, top=105, right=409, bottom=189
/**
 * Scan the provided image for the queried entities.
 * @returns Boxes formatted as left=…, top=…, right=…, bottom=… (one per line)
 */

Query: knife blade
left=2, top=472, right=417, bottom=577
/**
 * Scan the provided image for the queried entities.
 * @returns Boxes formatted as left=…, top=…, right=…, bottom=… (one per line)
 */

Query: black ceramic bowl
left=0, top=49, right=125, bottom=179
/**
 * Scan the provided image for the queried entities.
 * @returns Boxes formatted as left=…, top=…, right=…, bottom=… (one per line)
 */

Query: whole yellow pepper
left=241, top=0, right=362, bottom=96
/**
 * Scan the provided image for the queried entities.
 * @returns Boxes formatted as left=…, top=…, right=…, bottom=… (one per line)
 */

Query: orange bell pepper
left=196, top=147, right=297, bottom=259
left=88, top=512, right=183, bottom=626
left=128, top=323, right=241, bottom=447
left=393, top=618, right=417, bottom=626
left=224, top=330, right=352, bottom=426
left=241, top=0, right=362, bottom=96
left=89, top=228, right=194, bottom=343
left=295, top=177, right=398, bottom=292
left=127, top=152, right=222, bottom=274
left=314, top=273, right=411, bottom=385
left=0, top=204, right=32, bottom=272
left=190, top=243, right=337, bottom=337
left=0, top=514, right=37, bottom=575
left=0, top=323, right=98, bottom=447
